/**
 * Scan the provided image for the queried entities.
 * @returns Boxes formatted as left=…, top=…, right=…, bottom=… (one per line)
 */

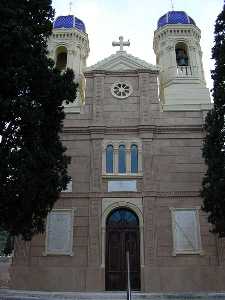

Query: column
left=126, top=143, right=131, bottom=174
left=114, top=143, right=119, bottom=174
left=102, top=145, right=106, bottom=175
left=138, top=146, right=143, bottom=174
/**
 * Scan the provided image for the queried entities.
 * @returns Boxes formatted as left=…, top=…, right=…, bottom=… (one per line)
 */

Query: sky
left=51, top=0, right=224, bottom=92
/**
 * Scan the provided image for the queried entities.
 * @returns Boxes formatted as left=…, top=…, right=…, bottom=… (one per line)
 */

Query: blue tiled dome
left=53, top=15, right=86, bottom=32
left=157, top=11, right=196, bottom=29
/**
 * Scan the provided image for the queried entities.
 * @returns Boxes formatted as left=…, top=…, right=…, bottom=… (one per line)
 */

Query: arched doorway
left=105, top=208, right=140, bottom=291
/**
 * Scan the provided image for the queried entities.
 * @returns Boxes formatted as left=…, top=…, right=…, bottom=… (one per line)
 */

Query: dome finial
left=69, top=1, right=73, bottom=14
left=170, top=0, right=174, bottom=11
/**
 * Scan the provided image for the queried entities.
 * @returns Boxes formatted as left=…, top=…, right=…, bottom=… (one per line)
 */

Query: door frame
left=105, top=209, right=140, bottom=290
left=101, top=199, right=144, bottom=290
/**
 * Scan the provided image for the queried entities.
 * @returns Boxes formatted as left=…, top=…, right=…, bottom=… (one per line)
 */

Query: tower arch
left=175, top=42, right=189, bottom=66
left=55, top=46, right=68, bottom=71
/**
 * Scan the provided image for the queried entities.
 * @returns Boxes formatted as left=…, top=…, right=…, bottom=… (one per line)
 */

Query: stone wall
left=9, top=69, right=225, bottom=292
left=0, top=257, right=11, bottom=288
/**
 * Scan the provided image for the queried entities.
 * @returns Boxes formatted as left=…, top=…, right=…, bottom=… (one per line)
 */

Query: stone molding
left=59, top=191, right=201, bottom=199
left=62, top=124, right=203, bottom=136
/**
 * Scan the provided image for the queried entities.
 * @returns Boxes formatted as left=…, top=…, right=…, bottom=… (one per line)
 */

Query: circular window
left=111, top=81, right=133, bottom=99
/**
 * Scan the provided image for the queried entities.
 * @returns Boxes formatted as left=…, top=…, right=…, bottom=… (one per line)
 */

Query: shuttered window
left=171, top=208, right=202, bottom=255
left=106, top=145, right=114, bottom=173
left=131, top=144, right=138, bottom=173
left=118, top=145, right=126, bottom=173
left=45, top=209, right=74, bottom=255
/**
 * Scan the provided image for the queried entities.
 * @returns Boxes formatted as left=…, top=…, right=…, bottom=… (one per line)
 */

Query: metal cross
left=69, top=1, right=73, bottom=14
left=112, top=36, right=130, bottom=52
left=170, top=0, right=174, bottom=10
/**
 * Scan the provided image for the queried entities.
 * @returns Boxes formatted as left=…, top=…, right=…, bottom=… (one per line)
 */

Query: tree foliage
left=0, top=0, right=77, bottom=240
left=201, top=4, right=225, bottom=237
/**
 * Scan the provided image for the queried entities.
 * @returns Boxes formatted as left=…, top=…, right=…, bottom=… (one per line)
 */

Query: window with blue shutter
left=131, top=144, right=138, bottom=173
left=106, top=145, right=114, bottom=173
left=118, top=145, right=126, bottom=173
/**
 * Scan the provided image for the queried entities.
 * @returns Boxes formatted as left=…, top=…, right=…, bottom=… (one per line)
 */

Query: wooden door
left=105, top=208, right=140, bottom=291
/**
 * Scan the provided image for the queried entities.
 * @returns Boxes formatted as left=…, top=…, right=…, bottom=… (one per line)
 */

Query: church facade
left=10, top=11, right=225, bottom=292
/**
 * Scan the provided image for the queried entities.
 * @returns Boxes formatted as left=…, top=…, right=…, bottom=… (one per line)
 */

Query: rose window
left=111, top=81, right=133, bottom=99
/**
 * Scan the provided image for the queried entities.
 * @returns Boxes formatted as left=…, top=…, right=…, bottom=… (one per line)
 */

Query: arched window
left=107, top=208, right=139, bottom=227
left=118, top=145, right=126, bottom=173
left=55, top=46, right=68, bottom=71
left=131, top=144, right=138, bottom=173
left=175, top=42, right=189, bottom=66
left=106, top=145, right=114, bottom=173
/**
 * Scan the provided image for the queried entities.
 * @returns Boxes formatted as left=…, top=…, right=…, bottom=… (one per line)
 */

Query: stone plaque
left=46, top=210, right=73, bottom=255
left=108, top=180, right=137, bottom=192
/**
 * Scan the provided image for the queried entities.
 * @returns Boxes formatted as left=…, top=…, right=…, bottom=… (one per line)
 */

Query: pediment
left=85, top=51, right=159, bottom=72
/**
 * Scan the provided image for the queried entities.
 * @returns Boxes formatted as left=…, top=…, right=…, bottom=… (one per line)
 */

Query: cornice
left=60, top=190, right=201, bottom=199
left=62, top=124, right=203, bottom=136
left=85, top=51, right=159, bottom=73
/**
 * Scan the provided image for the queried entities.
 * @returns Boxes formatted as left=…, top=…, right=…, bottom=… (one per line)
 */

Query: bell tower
left=48, top=15, right=90, bottom=112
left=153, top=11, right=211, bottom=111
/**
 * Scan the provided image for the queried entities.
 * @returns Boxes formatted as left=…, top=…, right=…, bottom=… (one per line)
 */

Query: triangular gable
left=85, top=51, right=159, bottom=72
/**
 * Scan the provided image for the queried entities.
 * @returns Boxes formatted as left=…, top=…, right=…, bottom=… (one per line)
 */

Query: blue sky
left=51, top=0, right=223, bottom=91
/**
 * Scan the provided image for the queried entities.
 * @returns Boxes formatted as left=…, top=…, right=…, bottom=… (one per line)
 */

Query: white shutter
left=45, top=209, right=74, bottom=255
left=172, top=209, right=201, bottom=254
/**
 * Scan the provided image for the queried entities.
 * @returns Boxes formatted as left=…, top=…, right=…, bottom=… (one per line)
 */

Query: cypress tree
left=201, top=4, right=225, bottom=237
left=0, top=0, right=77, bottom=240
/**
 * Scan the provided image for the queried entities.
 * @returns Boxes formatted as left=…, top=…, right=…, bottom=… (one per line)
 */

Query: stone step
left=0, top=290, right=225, bottom=300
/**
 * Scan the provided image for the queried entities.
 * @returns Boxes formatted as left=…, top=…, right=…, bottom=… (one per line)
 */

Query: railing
left=126, top=251, right=131, bottom=300
left=177, top=65, right=193, bottom=77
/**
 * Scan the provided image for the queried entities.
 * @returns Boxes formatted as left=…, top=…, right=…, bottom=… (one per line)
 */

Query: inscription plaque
left=46, top=210, right=73, bottom=255
left=108, top=180, right=137, bottom=192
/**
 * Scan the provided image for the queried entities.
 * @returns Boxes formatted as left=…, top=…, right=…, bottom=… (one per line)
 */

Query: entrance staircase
left=1, top=290, right=225, bottom=300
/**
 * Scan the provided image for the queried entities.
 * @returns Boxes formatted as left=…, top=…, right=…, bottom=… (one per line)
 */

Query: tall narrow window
left=106, top=145, right=114, bottom=173
left=175, top=42, right=189, bottom=66
left=131, top=144, right=138, bottom=173
left=55, top=46, right=68, bottom=71
left=118, top=145, right=126, bottom=173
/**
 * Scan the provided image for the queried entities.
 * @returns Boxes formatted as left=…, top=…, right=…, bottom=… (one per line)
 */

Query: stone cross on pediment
left=112, top=36, right=130, bottom=52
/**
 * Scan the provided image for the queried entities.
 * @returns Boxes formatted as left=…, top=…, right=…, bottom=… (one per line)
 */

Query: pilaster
left=92, top=74, right=105, bottom=125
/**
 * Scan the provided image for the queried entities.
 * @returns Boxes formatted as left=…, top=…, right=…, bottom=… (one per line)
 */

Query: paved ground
left=1, top=290, right=225, bottom=300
